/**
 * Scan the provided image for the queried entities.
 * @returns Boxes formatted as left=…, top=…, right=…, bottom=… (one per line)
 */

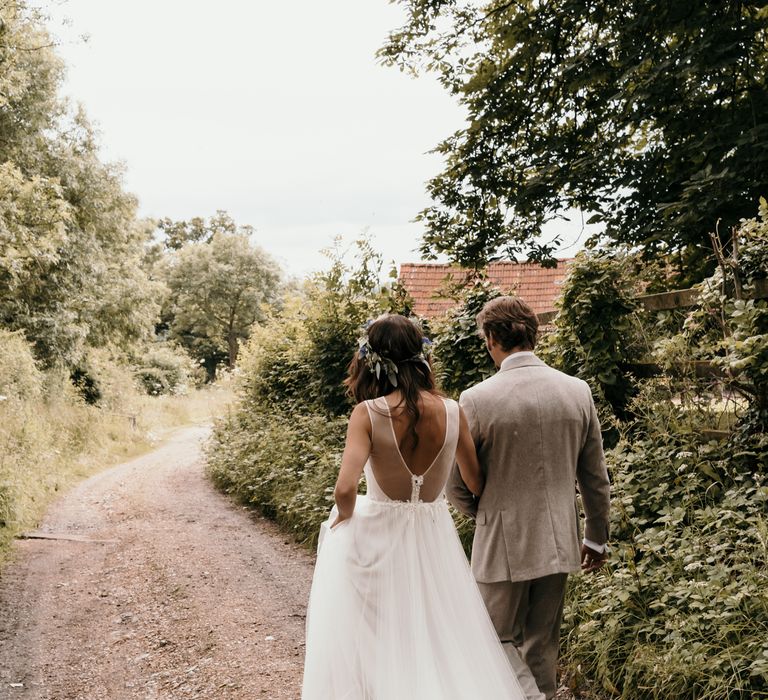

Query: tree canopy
left=157, top=210, right=251, bottom=251
left=0, top=2, right=161, bottom=367
left=162, top=232, right=281, bottom=377
left=381, top=1, right=768, bottom=279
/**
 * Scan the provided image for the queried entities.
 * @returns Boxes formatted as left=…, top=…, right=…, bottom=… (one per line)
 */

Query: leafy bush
left=539, top=250, right=643, bottom=426
left=431, top=278, right=501, bottom=399
left=235, top=238, right=391, bottom=416
left=559, top=209, right=768, bottom=699
left=564, top=391, right=768, bottom=699
left=0, top=329, right=43, bottom=400
left=135, top=346, right=190, bottom=396
left=207, top=407, right=346, bottom=548
left=237, top=296, right=317, bottom=413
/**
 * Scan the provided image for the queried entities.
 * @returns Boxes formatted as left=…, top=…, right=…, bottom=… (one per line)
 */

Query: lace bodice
left=363, top=397, right=459, bottom=503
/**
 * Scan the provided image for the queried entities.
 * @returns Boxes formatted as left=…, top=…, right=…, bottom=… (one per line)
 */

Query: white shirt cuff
left=583, top=538, right=607, bottom=553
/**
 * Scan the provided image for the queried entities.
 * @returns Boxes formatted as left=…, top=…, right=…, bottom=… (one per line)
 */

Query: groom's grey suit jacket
left=447, top=353, right=611, bottom=583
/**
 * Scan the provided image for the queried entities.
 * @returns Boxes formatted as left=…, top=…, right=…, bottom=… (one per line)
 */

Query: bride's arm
left=332, top=402, right=372, bottom=526
left=455, top=406, right=485, bottom=497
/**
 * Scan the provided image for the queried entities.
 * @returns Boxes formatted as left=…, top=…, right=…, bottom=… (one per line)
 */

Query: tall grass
left=0, top=333, right=233, bottom=561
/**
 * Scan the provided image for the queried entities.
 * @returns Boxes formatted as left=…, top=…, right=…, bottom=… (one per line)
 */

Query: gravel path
left=0, top=426, right=589, bottom=700
left=0, top=427, right=313, bottom=700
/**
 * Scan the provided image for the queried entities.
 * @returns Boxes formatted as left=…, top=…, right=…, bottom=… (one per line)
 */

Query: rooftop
left=399, top=260, right=572, bottom=318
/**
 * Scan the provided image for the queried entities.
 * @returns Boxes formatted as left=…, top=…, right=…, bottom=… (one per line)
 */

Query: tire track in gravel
left=0, top=426, right=314, bottom=700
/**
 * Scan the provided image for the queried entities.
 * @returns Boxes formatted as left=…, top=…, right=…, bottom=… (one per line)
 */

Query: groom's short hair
left=477, top=296, right=538, bottom=351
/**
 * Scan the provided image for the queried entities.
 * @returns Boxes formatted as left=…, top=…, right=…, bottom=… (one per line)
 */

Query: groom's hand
left=581, top=543, right=607, bottom=573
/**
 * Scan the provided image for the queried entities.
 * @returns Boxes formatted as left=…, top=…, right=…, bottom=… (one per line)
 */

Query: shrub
left=539, top=250, right=644, bottom=427
left=0, top=329, right=43, bottom=400
left=237, top=296, right=316, bottom=413
left=559, top=209, right=768, bottom=699
left=206, top=407, right=347, bottom=548
left=563, top=398, right=768, bottom=699
left=135, top=345, right=190, bottom=396
left=431, top=278, right=501, bottom=399
left=235, top=238, right=391, bottom=416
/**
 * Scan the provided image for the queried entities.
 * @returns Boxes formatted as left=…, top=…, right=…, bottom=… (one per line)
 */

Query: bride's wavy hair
left=345, top=314, right=440, bottom=450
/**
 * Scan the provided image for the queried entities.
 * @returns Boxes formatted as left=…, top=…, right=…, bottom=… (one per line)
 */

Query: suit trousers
left=478, top=573, right=568, bottom=700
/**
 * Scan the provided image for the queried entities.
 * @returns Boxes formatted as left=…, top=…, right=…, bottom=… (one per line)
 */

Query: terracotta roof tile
left=399, top=259, right=572, bottom=319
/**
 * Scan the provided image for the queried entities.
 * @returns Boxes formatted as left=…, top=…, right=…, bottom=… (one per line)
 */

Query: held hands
left=581, top=543, right=608, bottom=573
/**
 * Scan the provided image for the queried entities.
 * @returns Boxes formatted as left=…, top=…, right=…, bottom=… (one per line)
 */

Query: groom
left=447, top=296, right=611, bottom=700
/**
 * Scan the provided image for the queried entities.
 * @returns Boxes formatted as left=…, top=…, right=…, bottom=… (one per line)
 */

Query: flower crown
left=357, top=322, right=433, bottom=389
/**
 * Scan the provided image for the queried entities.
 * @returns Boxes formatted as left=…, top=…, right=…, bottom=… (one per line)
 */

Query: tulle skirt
left=302, top=495, right=525, bottom=699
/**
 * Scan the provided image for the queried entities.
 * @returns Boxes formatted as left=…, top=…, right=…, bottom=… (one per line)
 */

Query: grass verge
left=0, top=383, right=233, bottom=563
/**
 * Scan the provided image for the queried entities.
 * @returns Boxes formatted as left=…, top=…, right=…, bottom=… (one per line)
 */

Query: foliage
left=383, top=264, right=418, bottom=317
left=563, top=385, right=768, bottom=699
left=65, top=348, right=146, bottom=406
left=135, top=346, right=191, bottom=396
left=303, top=238, right=392, bottom=415
left=557, top=210, right=768, bottom=699
left=236, top=238, right=392, bottom=416
left=162, top=231, right=281, bottom=377
left=206, top=408, right=347, bottom=549
left=539, top=250, right=643, bottom=425
left=380, top=1, right=768, bottom=279
left=715, top=199, right=768, bottom=432
left=237, top=297, right=317, bottom=413
left=735, top=198, right=768, bottom=283
left=157, top=210, right=248, bottom=251
left=0, top=329, right=43, bottom=401
left=0, top=2, right=245, bottom=564
left=431, top=277, right=501, bottom=398
left=0, top=3, right=161, bottom=368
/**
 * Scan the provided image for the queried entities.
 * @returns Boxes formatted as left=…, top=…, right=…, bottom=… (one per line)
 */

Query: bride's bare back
left=332, top=389, right=484, bottom=523
left=382, top=392, right=448, bottom=474
left=365, top=393, right=455, bottom=503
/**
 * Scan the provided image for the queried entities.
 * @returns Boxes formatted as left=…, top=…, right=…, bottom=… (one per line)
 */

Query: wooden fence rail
left=536, top=277, right=768, bottom=324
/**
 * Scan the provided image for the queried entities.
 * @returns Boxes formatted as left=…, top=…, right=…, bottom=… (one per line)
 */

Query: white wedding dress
left=302, top=397, right=525, bottom=699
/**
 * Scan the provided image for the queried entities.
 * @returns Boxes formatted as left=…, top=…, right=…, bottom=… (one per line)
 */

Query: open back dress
left=301, top=396, right=525, bottom=699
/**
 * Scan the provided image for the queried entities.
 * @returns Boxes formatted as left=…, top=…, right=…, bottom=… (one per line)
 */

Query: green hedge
left=206, top=210, right=768, bottom=699
left=557, top=208, right=768, bottom=699
left=207, top=407, right=346, bottom=548
left=564, top=391, right=768, bottom=698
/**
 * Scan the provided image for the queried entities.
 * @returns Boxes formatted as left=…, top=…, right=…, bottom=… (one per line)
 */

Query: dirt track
left=0, top=426, right=587, bottom=700
left=0, top=427, right=313, bottom=700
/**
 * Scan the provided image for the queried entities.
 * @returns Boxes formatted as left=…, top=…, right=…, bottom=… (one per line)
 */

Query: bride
left=301, top=314, right=526, bottom=699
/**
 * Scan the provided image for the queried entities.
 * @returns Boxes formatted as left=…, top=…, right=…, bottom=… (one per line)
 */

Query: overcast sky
left=43, top=0, right=591, bottom=278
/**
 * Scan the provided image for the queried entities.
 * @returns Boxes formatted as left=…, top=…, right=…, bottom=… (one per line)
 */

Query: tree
left=157, top=210, right=248, bottom=251
left=163, top=232, right=281, bottom=378
left=0, top=3, right=161, bottom=367
left=381, top=1, right=768, bottom=280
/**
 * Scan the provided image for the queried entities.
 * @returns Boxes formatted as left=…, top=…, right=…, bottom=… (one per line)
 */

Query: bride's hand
left=330, top=515, right=348, bottom=530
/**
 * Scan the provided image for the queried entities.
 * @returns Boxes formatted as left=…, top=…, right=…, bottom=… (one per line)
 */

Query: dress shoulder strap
left=444, top=398, right=460, bottom=449
left=363, top=397, right=391, bottom=441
